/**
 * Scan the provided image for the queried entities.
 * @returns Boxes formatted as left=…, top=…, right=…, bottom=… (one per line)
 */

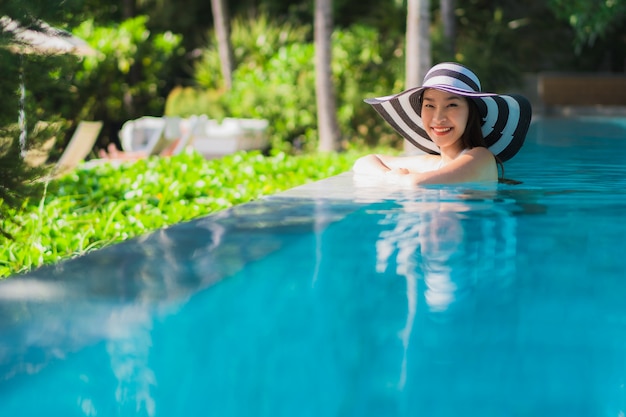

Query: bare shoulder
left=458, top=146, right=498, bottom=181
left=458, top=147, right=496, bottom=170
left=420, top=146, right=497, bottom=184
left=464, top=146, right=495, bottom=161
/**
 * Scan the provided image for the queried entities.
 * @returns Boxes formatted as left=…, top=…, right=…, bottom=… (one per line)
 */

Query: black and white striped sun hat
left=365, top=62, right=532, bottom=162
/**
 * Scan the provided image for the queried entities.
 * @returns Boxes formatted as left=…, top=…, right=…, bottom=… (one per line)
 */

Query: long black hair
left=464, top=98, right=521, bottom=184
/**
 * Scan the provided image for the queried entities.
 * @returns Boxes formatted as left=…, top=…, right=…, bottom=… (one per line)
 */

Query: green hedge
left=0, top=148, right=386, bottom=278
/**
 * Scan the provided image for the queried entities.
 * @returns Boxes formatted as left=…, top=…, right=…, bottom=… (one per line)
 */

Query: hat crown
left=422, top=63, right=482, bottom=93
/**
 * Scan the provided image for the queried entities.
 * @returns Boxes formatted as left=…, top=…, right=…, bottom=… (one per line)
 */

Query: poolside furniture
left=118, top=115, right=207, bottom=157
left=53, top=120, right=103, bottom=174
left=119, top=116, right=170, bottom=155
left=168, top=114, right=209, bottom=155
left=191, top=117, right=269, bottom=159
left=82, top=115, right=208, bottom=168
left=23, top=121, right=59, bottom=167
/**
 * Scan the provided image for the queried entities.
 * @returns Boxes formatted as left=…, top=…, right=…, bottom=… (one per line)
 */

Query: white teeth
left=433, top=127, right=451, bottom=133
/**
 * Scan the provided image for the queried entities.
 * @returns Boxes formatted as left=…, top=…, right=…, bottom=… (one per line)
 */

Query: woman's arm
left=386, top=147, right=497, bottom=186
left=352, top=154, right=439, bottom=176
left=352, top=154, right=390, bottom=175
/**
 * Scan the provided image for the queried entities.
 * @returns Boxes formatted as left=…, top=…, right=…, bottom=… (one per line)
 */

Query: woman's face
left=421, top=88, right=469, bottom=152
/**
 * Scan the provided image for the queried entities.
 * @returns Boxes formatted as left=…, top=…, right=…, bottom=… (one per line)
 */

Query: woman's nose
left=433, top=108, right=447, bottom=122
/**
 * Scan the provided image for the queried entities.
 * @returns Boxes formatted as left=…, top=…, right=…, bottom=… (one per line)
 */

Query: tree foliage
left=0, top=2, right=82, bottom=238
left=70, top=16, right=183, bottom=145
left=167, top=16, right=403, bottom=152
left=547, top=0, right=626, bottom=47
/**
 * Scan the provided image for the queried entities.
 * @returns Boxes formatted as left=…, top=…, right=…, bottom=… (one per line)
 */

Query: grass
left=0, top=148, right=380, bottom=278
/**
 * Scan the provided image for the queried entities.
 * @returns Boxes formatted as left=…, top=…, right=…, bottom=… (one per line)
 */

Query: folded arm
left=352, top=148, right=497, bottom=185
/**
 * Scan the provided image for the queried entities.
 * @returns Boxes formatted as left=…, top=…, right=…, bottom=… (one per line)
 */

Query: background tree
left=440, top=0, right=456, bottom=58
left=404, top=0, right=431, bottom=153
left=314, top=0, right=341, bottom=152
left=211, top=0, right=234, bottom=89
left=70, top=16, right=183, bottom=148
left=0, top=0, right=84, bottom=238
left=547, top=0, right=626, bottom=71
left=547, top=0, right=626, bottom=47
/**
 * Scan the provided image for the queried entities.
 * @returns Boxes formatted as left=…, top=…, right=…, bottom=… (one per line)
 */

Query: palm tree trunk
left=441, top=0, right=457, bottom=57
left=405, top=0, right=431, bottom=154
left=211, top=0, right=234, bottom=90
left=315, top=0, right=341, bottom=152
left=122, top=0, right=135, bottom=19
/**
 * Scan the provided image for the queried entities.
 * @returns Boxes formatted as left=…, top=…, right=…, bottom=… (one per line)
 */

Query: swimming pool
left=1, top=116, right=626, bottom=416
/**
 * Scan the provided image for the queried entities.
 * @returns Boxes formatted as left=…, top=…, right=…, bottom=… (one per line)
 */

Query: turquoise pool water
left=1, top=116, right=626, bottom=416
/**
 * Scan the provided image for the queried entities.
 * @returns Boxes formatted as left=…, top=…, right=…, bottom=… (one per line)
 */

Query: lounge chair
left=168, top=114, right=208, bottom=155
left=191, top=117, right=269, bottom=158
left=53, top=120, right=103, bottom=175
left=119, top=116, right=180, bottom=156
left=83, top=115, right=207, bottom=167
left=119, top=115, right=203, bottom=157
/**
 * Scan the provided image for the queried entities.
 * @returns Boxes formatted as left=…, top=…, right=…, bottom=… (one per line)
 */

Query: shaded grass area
left=0, top=149, right=377, bottom=278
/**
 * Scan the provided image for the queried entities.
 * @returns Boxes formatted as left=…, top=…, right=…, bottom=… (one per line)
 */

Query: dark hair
left=461, top=98, right=486, bottom=149
left=464, top=98, right=521, bottom=185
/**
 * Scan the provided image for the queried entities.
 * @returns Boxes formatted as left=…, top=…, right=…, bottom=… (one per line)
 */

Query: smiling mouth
left=432, top=127, right=452, bottom=134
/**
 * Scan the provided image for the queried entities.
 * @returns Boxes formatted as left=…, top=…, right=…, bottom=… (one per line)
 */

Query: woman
left=353, top=62, right=532, bottom=185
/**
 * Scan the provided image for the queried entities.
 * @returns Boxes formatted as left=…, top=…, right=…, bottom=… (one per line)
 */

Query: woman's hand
left=387, top=167, right=410, bottom=176
left=385, top=167, right=416, bottom=186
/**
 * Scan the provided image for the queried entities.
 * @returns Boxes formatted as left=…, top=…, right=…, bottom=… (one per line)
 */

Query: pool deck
left=275, top=171, right=406, bottom=202
left=0, top=172, right=381, bottom=307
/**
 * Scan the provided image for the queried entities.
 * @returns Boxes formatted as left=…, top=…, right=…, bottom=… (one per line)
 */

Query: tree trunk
left=441, top=0, right=456, bottom=57
left=122, top=0, right=135, bottom=19
left=211, top=0, right=234, bottom=90
left=122, top=0, right=136, bottom=115
left=315, top=0, right=341, bottom=152
left=405, top=0, right=431, bottom=154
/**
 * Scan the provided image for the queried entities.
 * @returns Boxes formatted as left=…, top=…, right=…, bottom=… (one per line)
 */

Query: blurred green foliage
left=70, top=16, right=183, bottom=144
left=548, top=0, right=626, bottom=47
left=0, top=147, right=386, bottom=278
left=166, top=16, right=405, bottom=152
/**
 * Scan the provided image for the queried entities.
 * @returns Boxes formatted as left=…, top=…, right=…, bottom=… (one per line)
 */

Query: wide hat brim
left=365, top=85, right=532, bottom=162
